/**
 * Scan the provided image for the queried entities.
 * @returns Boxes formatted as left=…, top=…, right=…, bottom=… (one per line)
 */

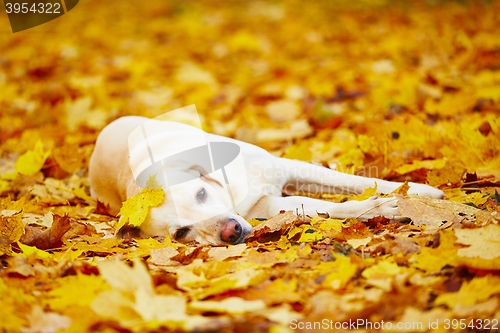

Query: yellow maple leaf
left=411, top=228, right=459, bottom=272
left=17, top=242, right=51, bottom=259
left=297, top=227, right=323, bottom=242
left=392, top=181, right=410, bottom=196
left=320, top=256, right=357, bottom=290
left=47, top=274, right=110, bottom=311
left=426, top=164, right=465, bottom=187
left=362, top=260, right=403, bottom=279
left=117, top=187, right=164, bottom=230
left=0, top=277, right=36, bottom=332
left=362, top=260, right=405, bottom=291
left=276, top=246, right=299, bottom=263
left=394, top=159, right=446, bottom=175
left=435, top=275, right=500, bottom=308
left=351, top=184, right=377, bottom=201
left=445, top=188, right=490, bottom=206
left=311, top=216, right=344, bottom=232
left=14, top=139, right=51, bottom=176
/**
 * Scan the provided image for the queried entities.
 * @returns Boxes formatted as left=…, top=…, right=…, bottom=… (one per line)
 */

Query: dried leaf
left=412, top=228, right=459, bottom=272
left=435, top=275, right=500, bottom=308
left=392, top=181, right=410, bottom=196
left=247, top=211, right=298, bottom=242
left=0, top=214, right=23, bottom=256
left=427, top=164, right=466, bottom=186
left=397, top=195, right=495, bottom=233
left=23, top=306, right=72, bottom=333
left=207, top=243, right=247, bottom=261
left=454, top=224, right=500, bottom=260
left=21, top=215, right=95, bottom=250
left=320, top=256, right=357, bottom=290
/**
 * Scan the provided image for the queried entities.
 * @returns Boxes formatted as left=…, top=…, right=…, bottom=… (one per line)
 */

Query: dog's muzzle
left=220, top=218, right=250, bottom=244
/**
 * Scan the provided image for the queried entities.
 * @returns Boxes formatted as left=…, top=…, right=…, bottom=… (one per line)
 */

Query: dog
left=89, top=116, right=444, bottom=245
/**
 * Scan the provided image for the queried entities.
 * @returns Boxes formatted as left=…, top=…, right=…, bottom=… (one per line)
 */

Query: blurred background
left=0, top=0, right=499, bottom=185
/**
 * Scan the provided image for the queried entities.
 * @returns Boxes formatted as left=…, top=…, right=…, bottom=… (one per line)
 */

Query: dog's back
left=89, top=116, right=147, bottom=213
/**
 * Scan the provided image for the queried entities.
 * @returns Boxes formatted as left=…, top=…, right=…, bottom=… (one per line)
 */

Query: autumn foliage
left=1, top=0, right=500, bottom=332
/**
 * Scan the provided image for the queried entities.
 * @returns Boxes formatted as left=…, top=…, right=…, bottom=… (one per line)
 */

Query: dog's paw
left=407, top=183, right=445, bottom=199
left=357, top=196, right=400, bottom=219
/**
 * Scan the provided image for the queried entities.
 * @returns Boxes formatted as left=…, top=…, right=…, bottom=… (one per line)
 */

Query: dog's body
left=89, top=116, right=444, bottom=245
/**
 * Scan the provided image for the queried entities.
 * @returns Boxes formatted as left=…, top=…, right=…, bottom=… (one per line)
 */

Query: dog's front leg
left=263, top=195, right=400, bottom=220
left=280, top=159, right=444, bottom=198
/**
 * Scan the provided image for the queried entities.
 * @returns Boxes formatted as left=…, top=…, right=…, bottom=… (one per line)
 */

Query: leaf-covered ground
left=1, top=1, right=500, bottom=332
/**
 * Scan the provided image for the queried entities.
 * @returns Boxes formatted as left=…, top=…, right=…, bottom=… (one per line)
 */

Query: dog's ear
left=186, top=168, right=201, bottom=178
left=159, top=160, right=211, bottom=187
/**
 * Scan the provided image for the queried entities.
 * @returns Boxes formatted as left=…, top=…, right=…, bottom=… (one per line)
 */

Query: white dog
left=89, top=116, right=444, bottom=245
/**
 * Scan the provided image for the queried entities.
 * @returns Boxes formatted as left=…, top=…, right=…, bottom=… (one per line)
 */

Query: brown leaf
left=95, top=200, right=116, bottom=216
left=171, top=246, right=209, bottom=265
left=6, top=255, right=35, bottom=277
left=396, top=195, right=495, bottom=233
left=150, top=247, right=180, bottom=266
left=20, top=215, right=95, bottom=250
left=24, top=306, right=72, bottom=333
left=208, top=243, right=247, bottom=261
left=246, top=211, right=299, bottom=242
left=342, top=221, right=372, bottom=240
left=368, top=236, right=421, bottom=256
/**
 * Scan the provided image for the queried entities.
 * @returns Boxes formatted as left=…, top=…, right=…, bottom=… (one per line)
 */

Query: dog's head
left=138, top=163, right=253, bottom=245
left=127, top=118, right=252, bottom=245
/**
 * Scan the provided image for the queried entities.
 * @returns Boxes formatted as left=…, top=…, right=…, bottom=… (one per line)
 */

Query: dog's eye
left=196, top=188, right=207, bottom=202
left=174, top=227, right=190, bottom=240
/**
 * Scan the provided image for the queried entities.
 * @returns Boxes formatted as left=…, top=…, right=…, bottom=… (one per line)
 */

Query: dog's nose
left=220, top=218, right=243, bottom=244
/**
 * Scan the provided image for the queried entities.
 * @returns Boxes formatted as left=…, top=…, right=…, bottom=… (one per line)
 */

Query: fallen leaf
left=454, top=298, right=499, bottom=317
left=247, top=211, right=298, bottom=242
left=392, top=181, right=410, bottom=195
left=17, top=242, right=51, bottom=259
left=189, top=297, right=266, bottom=314
left=320, top=256, right=357, bottom=290
left=0, top=214, right=24, bottom=256
left=208, top=243, right=247, bottom=261
left=411, top=228, right=459, bottom=272
left=6, top=255, right=35, bottom=277
left=23, top=306, right=72, bottom=333
left=351, top=185, right=377, bottom=201
left=21, top=215, right=95, bottom=250
left=47, top=273, right=110, bottom=310
left=454, top=224, right=500, bottom=260
left=149, top=247, right=180, bottom=265
left=435, top=275, right=500, bottom=308
left=14, top=140, right=50, bottom=176
left=117, top=187, right=165, bottom=230
left=394, top=159, right=446, bottom=175
left=426, top=164, right=466, bottom=186
left=346, top=237, right=371, bottom=249
left=397, top=194, right=495, bottom=233
left=92, top=258, right=206, bottom=330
